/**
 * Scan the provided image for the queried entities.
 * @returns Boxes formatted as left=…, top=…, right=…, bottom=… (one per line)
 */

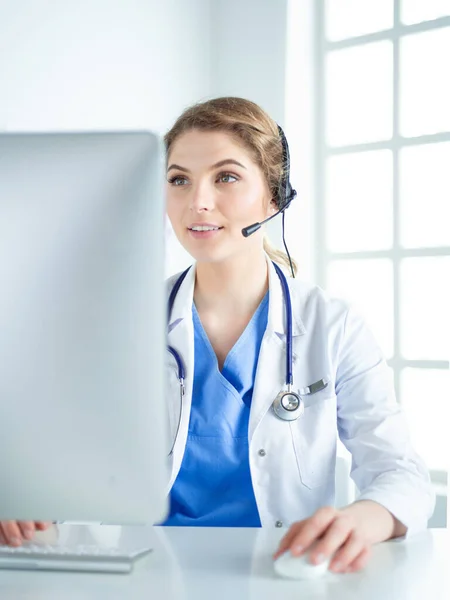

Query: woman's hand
left=273, top=501, right=406, bottom=574
left=0, top=521, right=52, bottom=547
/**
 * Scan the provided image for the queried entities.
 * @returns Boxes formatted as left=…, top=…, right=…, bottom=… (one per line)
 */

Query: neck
left=194, top=250, right=269, bottom=316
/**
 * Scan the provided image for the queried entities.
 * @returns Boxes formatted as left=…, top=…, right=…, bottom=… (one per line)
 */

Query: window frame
left=313, top=0, right=450, bottom=486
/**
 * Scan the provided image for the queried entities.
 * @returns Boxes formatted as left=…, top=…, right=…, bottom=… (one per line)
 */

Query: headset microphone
left=241, top=125, right=297, bottom=277
left=241, top=125, right=296, bottom=238
left=241, top=192, right=296, bottom=237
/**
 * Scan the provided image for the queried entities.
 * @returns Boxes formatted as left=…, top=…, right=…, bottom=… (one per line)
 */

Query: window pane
left=400, top=142, right=450, bottom=248
left=326, top=150, right=393, bottom=252
left=400, top=28, right=450, bottom=137
left=327, top=259, right=394, bottom=358
left=401, top=367, right=450, bottom=472
left=326, top=41, right=393, bottom=146
left=326, top=0, right=393, bottom=41
left=400, top=257, right=450, bottom=360
left=401, top=0, right=450, bottom=25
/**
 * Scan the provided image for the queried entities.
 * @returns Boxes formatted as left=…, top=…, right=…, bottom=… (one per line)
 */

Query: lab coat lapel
left=166, top=264, right=196, bottom=490
left=248, top=258, right=305, bottom=443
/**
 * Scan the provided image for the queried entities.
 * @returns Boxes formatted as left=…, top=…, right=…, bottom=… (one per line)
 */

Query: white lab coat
left=165, top=257, right=435, bottom=536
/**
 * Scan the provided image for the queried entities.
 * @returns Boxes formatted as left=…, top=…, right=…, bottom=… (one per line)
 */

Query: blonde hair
left=164, top=96, right=298, bottom=276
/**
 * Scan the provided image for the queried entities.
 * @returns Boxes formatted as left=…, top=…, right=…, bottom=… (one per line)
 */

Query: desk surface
left=0, top=526, right=448, bottom=599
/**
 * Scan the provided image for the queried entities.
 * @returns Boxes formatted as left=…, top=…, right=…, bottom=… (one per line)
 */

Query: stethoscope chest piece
left=272, top=388, right=304, bottom=421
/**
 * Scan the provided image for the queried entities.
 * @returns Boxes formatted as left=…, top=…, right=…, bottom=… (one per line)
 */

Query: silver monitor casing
left=0, top=131, right=169, bottom=525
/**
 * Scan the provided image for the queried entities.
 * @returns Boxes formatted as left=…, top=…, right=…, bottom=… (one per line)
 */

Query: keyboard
left=0, top=543, right=152, bottom=573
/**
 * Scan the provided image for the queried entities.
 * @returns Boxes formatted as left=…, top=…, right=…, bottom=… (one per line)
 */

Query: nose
left=189, top=180, right=215, bottom=213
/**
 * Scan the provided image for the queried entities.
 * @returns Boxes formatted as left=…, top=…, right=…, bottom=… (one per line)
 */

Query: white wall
left=210, top=0, right=289, bottom=123
left=0, top=0, right=211, bottom=274
left=0, top=0, right=211, bottom=132
left=285, top=0, right=316, bottom=283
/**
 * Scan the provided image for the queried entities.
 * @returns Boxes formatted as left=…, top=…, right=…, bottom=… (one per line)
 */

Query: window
left=315, top=1, right=450, bottom=491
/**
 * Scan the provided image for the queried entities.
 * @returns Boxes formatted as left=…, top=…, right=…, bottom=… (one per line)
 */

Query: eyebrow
left=167, top=158, right=247, bottom=173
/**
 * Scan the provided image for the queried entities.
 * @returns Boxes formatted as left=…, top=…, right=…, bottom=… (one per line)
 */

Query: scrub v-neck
left=160, top=290, right=269, bottom=527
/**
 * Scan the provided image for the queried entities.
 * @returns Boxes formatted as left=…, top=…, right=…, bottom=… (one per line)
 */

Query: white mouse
left=274, top=549, right=330, bottom=580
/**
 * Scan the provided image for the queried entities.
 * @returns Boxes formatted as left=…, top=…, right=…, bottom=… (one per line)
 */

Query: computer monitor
left=0, top=131, right=169, bottom=525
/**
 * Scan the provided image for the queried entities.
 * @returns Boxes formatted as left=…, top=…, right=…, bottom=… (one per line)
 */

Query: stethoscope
left=166, top=262, right=308, bottom=454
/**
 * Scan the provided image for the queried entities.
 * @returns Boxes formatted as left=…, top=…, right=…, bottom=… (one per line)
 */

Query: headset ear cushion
left=276, top=124, right=296, bottom=211
left=277, top=181, right=290, bottom=210
left=284, top=181, right=292, bottom=202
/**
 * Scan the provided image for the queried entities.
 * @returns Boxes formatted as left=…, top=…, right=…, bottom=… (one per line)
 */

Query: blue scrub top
left=162, top=291, right=269, bottom=527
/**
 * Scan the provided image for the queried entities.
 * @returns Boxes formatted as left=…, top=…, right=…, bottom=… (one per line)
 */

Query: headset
left=241, top=125, right=297, bottom=278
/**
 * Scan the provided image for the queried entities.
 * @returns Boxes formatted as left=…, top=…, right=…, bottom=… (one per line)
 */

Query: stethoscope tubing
left=271, top=262, right=293, bottom=387
left=166, top=262, right=298, bottom=454
left=167, top=262, right=293, bottom=387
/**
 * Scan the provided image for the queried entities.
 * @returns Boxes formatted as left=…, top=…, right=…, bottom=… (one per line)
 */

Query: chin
left=181, top=236, right=225, bottom=264
left=188, top=248, right=227, bottom=264
left=180, top=232, right=257, bottom=265
left=182, top=240, right=225, bottom=264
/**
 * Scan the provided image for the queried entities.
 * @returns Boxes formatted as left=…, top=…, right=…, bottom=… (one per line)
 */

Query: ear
left=266, top=198, right=278, bottom=218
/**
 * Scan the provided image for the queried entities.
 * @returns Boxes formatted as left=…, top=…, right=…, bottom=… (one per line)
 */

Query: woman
left=160, top=97, right=434, bottom=573
left=1, top=97, right=434, bottom=575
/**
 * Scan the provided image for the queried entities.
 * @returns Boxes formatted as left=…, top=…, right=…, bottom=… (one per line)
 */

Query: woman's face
left=166, top=129, right=275, bottom=264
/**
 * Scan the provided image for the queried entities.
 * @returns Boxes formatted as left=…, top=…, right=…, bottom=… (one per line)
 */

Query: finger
left=273, top=522, right=304, bottom=559
left=288, top=506, right=338, bottom=556
left=345, top=546, right=371, bottom=573
left=0, top=528, right=7, bottom=545
left=18, top=521, right=36, bottom=541
left=34, top=521, right=52, bottom=531
left=329, top=534, right=370, bottom=573
left=308, top=514, right=354, bottom=565
left=1, top=521, right=24, bottom=546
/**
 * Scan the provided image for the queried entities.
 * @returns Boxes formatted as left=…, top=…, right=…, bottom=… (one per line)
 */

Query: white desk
left=0, top=526, right=448, bottom=599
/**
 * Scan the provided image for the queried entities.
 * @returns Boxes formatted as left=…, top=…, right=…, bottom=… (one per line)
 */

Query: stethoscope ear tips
left=272, top=390, right=304, bottom=422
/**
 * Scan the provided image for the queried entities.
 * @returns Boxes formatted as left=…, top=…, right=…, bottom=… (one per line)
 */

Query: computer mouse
left=274, top=549, right=330, bottom=580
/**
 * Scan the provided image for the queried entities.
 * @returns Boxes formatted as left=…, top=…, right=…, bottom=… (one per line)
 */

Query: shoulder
left=166, top=271, right=182, bottom=293
left=287, top=276, right=351, bottom=330
left=165, top=266, right=193, bottom=296
left=286, top=276, right=381, bottom=362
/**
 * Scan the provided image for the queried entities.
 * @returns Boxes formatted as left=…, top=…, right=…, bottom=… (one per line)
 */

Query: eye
left=217, top=172, right=238, bottom=184
left=168, top=175, right=188, bottom=186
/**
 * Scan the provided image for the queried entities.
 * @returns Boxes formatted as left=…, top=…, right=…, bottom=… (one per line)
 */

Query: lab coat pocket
left=289, top=390, right=337, bottom=489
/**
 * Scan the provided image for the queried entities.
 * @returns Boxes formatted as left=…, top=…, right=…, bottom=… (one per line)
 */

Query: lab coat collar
left=167, top=263, right=196, bottom=331
left=167, top=254, right=306, bottom=338
left=265, top=255, right=305, bottom=338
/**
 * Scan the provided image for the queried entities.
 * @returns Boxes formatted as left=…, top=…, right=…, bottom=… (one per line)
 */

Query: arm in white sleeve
left=335, top=306, right=435, bottom=538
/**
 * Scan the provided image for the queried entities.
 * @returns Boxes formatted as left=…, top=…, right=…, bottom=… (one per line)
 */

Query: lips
left=188, top=223, right=223, bottom=231
left=187, top=224, right=224, bottom=240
